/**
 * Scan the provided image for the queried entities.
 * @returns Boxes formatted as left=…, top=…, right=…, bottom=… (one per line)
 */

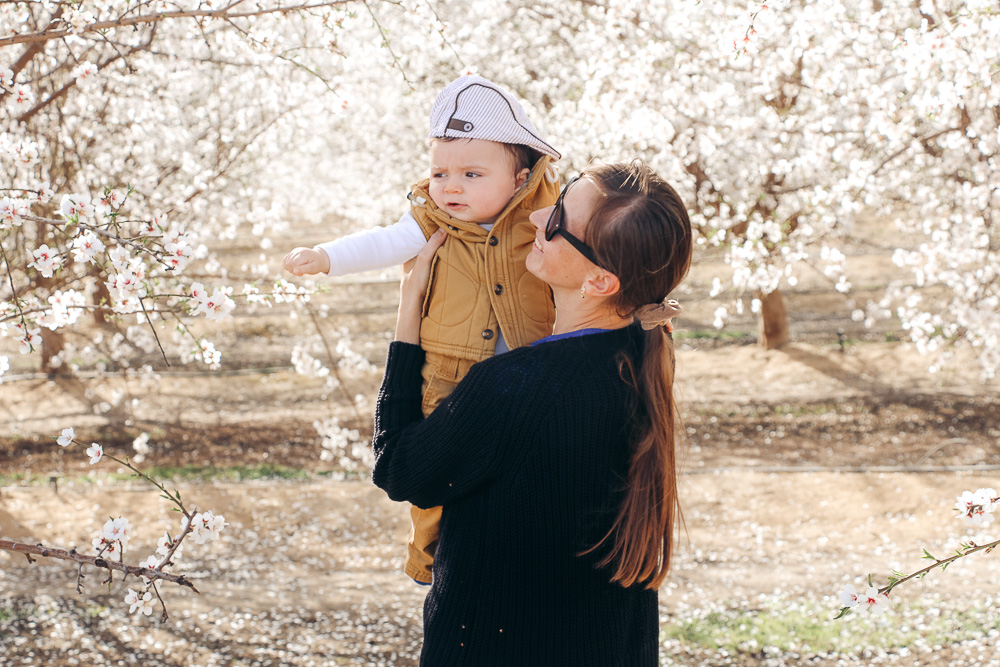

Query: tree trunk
left=40, top=327, right=65, bottom=372
left=757, top=288, right=790, bottom=349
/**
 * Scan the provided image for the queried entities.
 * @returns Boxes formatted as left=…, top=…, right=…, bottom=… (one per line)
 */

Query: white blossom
left=9, top=84, right=33, bottom=111
left=839, top=584, right=859, bottom=609
left=59, top=194, right=94, bottom=221
left=28, top=244, right=62, bottom=278
left=189, top=283, right=236, bottom=321
left=102, top=517, right=130, bottom=550
left=858, top=586, right=891, bottom=616
left=86, top=442, right=103, bottom=465
left=124, top=588, right=155, bottom=616
left=0, top=197, right=29, bottom=229
left=71, top=231, right=106, bottom=264
left=292, top=345, right=330, bottom=379
left=956, top=488, right=999, bottom=526
left=132, top=432, right=151, bottom=463
left=39, top=290, right=86, bottom=330
left=16, top=324, right=41, bottom=355
left=71, top=61, right=99, bottom=83
left=315, top=417, right=369, bottom=471
left=188, top=511, right=227, bottom=545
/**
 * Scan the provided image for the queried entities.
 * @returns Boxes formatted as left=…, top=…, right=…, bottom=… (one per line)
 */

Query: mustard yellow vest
left=409, top=157, right=559, bottom=361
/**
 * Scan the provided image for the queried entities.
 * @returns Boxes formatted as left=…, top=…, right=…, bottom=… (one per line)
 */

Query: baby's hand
left=283, top=247, right=331, bottom=276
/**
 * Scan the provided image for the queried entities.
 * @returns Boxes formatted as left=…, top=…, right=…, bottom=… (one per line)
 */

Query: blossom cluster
left=315, top=417, right=370, bottom=472
left=93, top=516, right=130, bottom=558
left=51, top=426, right=228, bottom=618
left=839, top=582, right=892, bottom=617
left=292, top=345, right=331, bottom=379
left=2, top=1, right=368, bottom=381
left=955, top=487, right=999, bottom=526
left=189, top=283, right=236, bottom=321
left=839, top=483, right=999, bottom=620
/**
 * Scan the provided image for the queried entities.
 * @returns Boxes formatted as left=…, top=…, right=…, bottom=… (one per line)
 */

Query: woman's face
left=525, top=176, right=604, bottom=290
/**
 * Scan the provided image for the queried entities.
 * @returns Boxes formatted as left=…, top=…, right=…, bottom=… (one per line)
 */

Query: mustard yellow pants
left=405, top=353, right=479, bottom=583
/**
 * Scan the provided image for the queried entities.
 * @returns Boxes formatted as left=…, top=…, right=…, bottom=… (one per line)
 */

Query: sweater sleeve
left=316, top=211, right=427, bottom=276
left=371, top=342, right=512, bottom=509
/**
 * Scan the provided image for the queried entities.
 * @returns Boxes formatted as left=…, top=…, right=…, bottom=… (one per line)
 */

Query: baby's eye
left=432, top=172, right=446, bottom=179
left=465, top=172, right=481, bottom=178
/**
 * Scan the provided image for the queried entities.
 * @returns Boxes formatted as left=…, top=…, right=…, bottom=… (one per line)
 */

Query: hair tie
left=635, top=298, right=682, bottom=332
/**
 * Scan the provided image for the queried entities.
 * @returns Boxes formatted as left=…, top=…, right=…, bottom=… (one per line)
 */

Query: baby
left=284, top=75, right=560, bottom=583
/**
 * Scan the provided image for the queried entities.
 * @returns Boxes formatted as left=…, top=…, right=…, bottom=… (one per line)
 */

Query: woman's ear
left=514, top=167, right=530, bottom=190
left=583, top=269, right=621, bottom=299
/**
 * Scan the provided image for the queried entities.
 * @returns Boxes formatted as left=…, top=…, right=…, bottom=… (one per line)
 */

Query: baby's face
left=428, top=139, right=526, bottom=225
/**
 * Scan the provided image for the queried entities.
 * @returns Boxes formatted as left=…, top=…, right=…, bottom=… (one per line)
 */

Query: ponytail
left=582, top=326, right=680, bottom=589
left=577, top=159, right=692, bottom=589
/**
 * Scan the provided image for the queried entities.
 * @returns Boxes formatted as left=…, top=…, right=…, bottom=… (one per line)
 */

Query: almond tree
left=1, top=0, right=367, bottom=375
left=357, top=0, right=997, bottom=364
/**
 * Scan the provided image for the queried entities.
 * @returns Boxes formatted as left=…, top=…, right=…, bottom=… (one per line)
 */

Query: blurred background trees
left=2, top=0, right=998, bottom=378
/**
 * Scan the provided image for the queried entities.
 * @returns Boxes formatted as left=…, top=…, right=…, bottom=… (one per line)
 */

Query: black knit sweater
left=372, top=325, right=659, bottom=666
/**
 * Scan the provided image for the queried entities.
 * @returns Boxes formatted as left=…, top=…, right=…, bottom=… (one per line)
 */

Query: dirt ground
left=3, top=338, right=1000, bottom=666
left=3, top=216, right=1000, bottom=665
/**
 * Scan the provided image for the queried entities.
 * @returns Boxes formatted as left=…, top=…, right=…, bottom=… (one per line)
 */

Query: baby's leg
left=404, top=354, right=475, bottom=584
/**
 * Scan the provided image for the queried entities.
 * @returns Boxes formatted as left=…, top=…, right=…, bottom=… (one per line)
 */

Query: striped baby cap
left=427, top=75, right=561, bottom=160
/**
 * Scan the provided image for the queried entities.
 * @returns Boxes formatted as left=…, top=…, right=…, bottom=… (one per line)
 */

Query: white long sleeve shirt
left=316, top=211, right=508, bottom=353
left=316, top=211, right=427, bottom=277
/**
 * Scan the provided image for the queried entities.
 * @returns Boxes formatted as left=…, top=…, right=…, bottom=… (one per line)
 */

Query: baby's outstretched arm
left=283, top=247, right=331, bottom=276
left=284, top=212, right=427, bottom=278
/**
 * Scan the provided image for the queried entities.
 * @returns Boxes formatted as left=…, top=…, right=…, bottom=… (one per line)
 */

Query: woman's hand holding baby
left=395, top=229, right=447, bottom=345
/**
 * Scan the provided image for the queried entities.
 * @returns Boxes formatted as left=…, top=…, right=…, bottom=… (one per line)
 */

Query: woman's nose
left=529, top=207, right=550, bottom=230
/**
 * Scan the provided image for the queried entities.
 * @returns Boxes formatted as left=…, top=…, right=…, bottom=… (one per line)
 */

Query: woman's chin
left=524, top=252, right=543, bottom=280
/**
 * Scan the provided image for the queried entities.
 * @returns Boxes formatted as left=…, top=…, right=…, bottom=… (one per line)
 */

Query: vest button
left=482, top=329, right=494, bottom=340
left=488, top=236, right=499, bottom=246
left=493, top=284, right=503, bottom=295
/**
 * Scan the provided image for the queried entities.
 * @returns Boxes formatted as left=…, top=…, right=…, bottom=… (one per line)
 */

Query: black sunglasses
left=544, top=176, right=604, bottom=268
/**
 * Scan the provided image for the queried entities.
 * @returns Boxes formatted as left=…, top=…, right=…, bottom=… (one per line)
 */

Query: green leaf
left=834, top=607, right=853, bottom=620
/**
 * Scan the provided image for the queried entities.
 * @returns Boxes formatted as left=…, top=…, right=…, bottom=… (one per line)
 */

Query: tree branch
left=0, top=1, right=356, bottom=48
left=0, top=539, right=200, bottom=592
left=881, top=538, right=1000, bottom=596
left=16, top=32, right=156, bottom=125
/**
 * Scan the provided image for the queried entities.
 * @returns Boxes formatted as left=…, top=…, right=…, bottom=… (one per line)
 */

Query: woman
left=372, top=159, right=693, bottom=665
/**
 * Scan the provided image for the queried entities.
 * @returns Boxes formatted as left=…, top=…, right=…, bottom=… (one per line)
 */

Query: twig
left=20, top=215, right=176, bottom=272
left=0, top=1, right=357, bottom=47
left=103, top=451, right=190, bottom=515
left=0, top=539, right=200, bottom=592
left=0, top=240, right=28, bottom=324
left=139, top=296, right=171, bottom=367
left=305, top=302, right=364, bottom=422
left=870, top=127, right=963, bottom=177
left=362, top=0, right=413, bottom=89
left=420, top=0, right=465, bottom=67
left=915, top=437, right=974, bottom=466
left=882, top=538, right=1000, bottom=595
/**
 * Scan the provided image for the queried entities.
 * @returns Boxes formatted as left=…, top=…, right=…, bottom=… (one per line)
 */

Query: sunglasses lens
left=545, top=207, right=559, bottom=241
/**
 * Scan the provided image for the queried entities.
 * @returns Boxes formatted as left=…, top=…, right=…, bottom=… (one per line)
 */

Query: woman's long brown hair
left=579, top=160, right=693, bottom=589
